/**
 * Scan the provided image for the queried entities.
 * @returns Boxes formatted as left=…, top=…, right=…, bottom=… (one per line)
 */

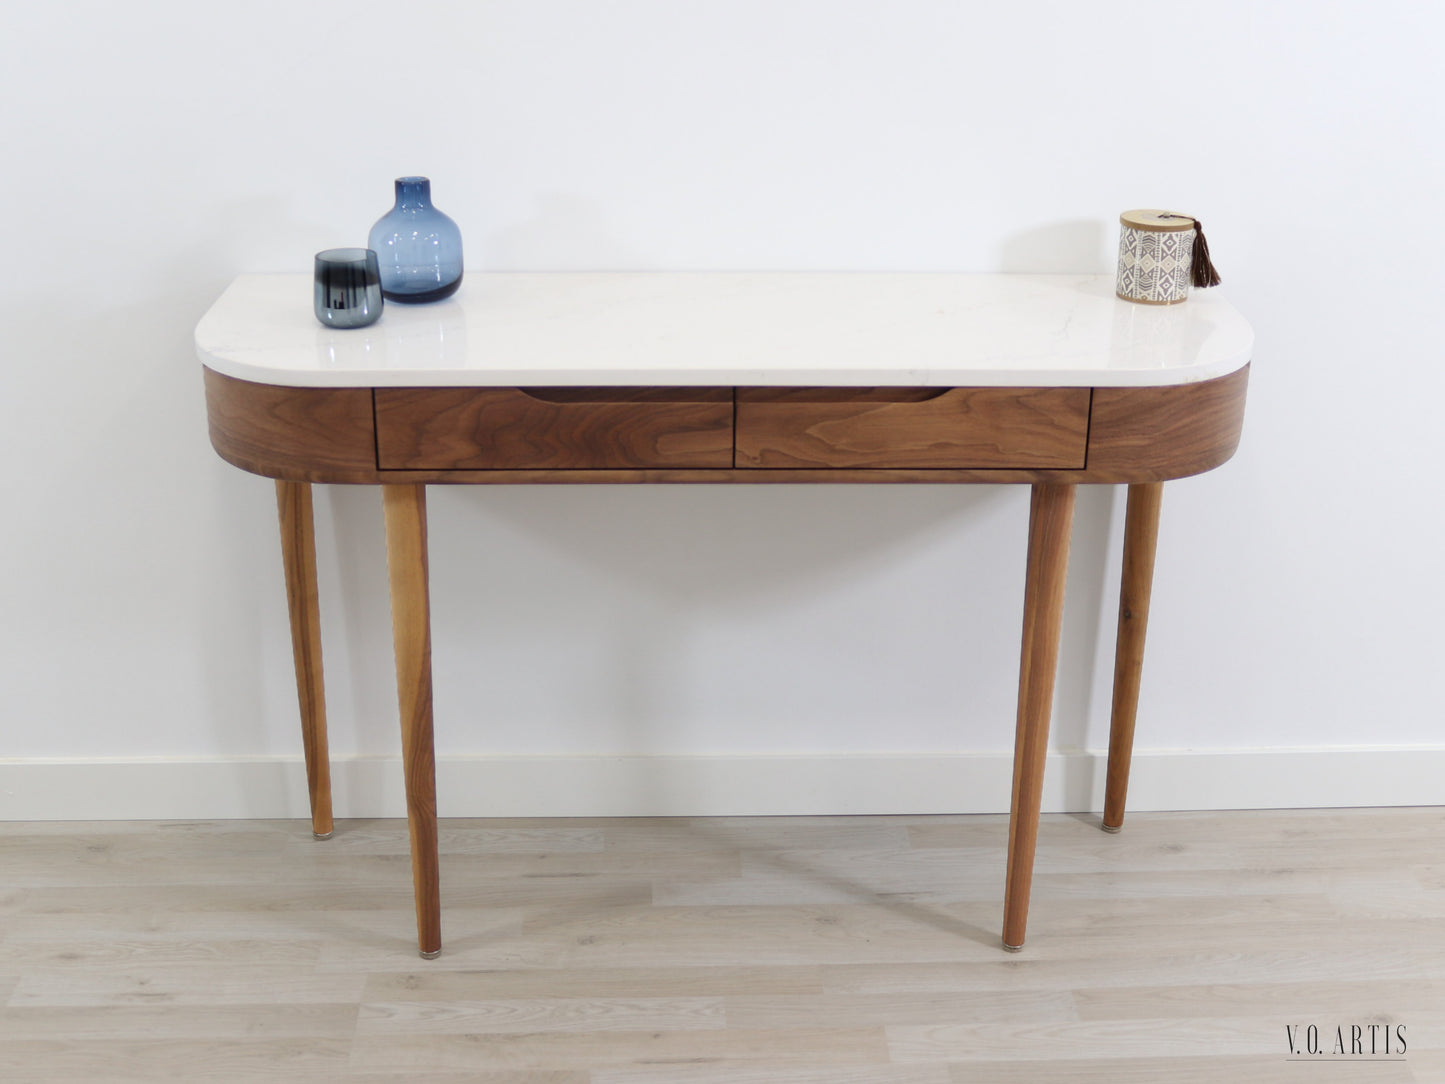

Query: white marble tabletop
left=195, top=272, right=1252, bottom=388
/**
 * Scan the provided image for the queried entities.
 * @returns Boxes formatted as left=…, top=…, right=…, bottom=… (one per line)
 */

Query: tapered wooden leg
left=1101, top=482, right=1163, bottom=833
left=382, top=484, right=442, bottom=958
left=1002, top=483, right=1075, bottom=951
left=275, top=481, right=334, bottom=841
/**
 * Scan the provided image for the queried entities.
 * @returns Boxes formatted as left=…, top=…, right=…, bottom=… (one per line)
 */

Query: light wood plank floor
left=1, top=808, right=1441, bottom=1082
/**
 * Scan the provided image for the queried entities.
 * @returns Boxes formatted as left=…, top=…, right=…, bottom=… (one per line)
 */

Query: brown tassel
left=1190, top=218, right=1222, bottom=288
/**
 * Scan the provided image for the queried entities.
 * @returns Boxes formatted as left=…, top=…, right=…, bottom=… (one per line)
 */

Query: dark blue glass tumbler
left=314, top=248, right=383, bottom=329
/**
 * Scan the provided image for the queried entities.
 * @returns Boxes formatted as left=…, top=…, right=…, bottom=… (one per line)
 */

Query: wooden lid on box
left=1120, top=210, right=1197, bottom=232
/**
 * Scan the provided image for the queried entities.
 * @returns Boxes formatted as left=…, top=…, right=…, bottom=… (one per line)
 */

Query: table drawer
left=735, top=386, right=1089, bottom=469
left=376, top=387, right=734, bottom=470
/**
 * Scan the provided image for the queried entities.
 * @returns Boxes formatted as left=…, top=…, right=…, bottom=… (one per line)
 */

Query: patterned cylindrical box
left=1116, top=210, right=1199, bottom=305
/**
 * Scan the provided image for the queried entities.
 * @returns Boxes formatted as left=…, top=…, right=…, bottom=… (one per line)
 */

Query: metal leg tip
left=1002, top=941, right=1024, bottom=953
left=1100, top=823, right=1122, bottom=834
left=312, top=830, right=334, bottom=841
left=419, top=948, right=442, bottom=960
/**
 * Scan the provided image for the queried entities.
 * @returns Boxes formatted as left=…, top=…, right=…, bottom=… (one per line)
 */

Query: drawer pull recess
left=735, top=386, right=1089, bottom=469
left=376, top=386, right=734, bottom=470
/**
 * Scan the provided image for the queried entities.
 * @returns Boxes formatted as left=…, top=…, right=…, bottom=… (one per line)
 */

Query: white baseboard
left=1, top=748, right=1441, bottom=821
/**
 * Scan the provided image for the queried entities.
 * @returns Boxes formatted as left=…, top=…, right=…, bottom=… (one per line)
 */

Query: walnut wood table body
left=198, top=273, right=1252, bottom=956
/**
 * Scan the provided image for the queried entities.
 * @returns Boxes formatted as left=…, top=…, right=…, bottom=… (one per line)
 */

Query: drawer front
left=376, top=386, right=734, bottom=470
left=735, top=387, right=1089, bottom=469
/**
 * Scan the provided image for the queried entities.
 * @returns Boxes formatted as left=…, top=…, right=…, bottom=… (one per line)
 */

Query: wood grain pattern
left=375, top=387, right=734, bottom=470
left=203, top=364, right=1248, bottom=964
left=364, top=966, right=826, bottom=1001
left=370, top=467, right=1134, bottom=485
left=1002, top=484, right=1075, bottom=951
left=1087, top=364, right=1249, bottom=480
left=382, top=484, right=441, bottom=958
left=274, top=481, right=333, bottom=840
left=346, top=1027, right=891, bottom=1072
left=945, top=1056, right=1414, bottom=1084
left=206, top=366, right=1248, bottom=484
left=1102, top=483, right=1163, bottom=833
left=203, top=367, right=378, bottom=483
left=735, top=387, right=1089, bottom=469
left=3, top=810, right=1438, bottom=1080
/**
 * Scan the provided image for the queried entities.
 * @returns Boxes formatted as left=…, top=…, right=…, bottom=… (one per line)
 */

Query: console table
left=197, top=272, right=1252, bottom=957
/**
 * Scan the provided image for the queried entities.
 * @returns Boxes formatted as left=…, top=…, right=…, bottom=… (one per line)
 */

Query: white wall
left=2, top=1, right=1442, bottom=817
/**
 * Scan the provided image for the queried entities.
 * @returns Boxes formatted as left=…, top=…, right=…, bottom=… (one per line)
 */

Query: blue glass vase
left=368, top=176, right=463, bottom=303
